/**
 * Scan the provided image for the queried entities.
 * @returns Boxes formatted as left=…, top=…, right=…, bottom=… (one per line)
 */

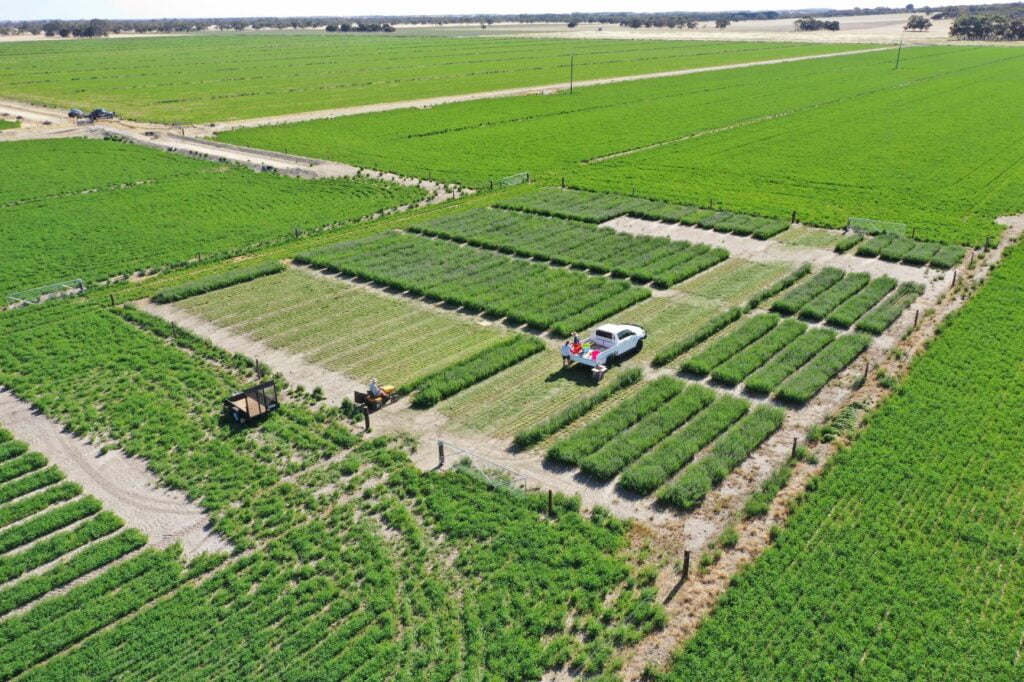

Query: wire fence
left=439, top=441, right=528, bottom=493
left=6, top=279, right=86, bottom=307
left=497, top=172, right=530, bottom=187
left=847, top=217, right=908, bottom=236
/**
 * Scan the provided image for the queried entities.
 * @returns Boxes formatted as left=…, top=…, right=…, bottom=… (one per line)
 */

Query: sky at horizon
left=0, top=1, right=966, bottom=23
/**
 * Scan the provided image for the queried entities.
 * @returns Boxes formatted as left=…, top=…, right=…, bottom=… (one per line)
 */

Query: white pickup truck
left=568, top=324, right=646, bottom=368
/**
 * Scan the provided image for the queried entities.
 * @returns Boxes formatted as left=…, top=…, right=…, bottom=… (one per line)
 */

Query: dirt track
left=201, top=46, right=891, bottom=132
left=0, top=389, right=231, bottom=559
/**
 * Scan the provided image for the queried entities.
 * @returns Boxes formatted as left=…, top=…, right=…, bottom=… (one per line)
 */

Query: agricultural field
left=0, top=139, right=425, bottom=296
left=0, top=301, right=662, bottom=678
left=2, top=27, right=1024, bottom=682
left=223, top=47, right=1024, bottom=242
left=665, top=236, right=1024, bottom=681
left=172, top=267, right=512, bottom=389
left=0, top=36, right=867, bottom=123
left=295, top=231, right=650, bottom=334
left=0, top=120, right=18, bottom=130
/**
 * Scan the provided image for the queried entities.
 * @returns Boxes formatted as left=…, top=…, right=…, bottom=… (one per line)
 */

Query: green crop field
left=224, top=47, right=1024, bottom=243
left=0, top=120, right=18, bottom=130
left=0, top=302, right=663, bottom=678
left=0, top=139, right=424, bottom=296
left=0, top=36, right=866, bottom=123
left=664, top=243, right=1024, bottom=681
left=175, top=267, right=511, bottom=388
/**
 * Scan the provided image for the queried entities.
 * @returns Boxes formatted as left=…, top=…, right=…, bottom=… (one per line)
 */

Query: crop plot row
left=543, top=377, right=782, bottom=508
left=681, top=310, right=871, bottom=403
left=771, top=267, right=920, bottom=331
left=295, top=232, right=650, bottom=334
left=0, top=139, right=425, bottom=296
left=407, top=207, right=727, bottom=286
left=176, top=268, right=511, bottom=389
left=499, top=187, right=789, bottom=239
left=856, top=233, right=967, bottom=268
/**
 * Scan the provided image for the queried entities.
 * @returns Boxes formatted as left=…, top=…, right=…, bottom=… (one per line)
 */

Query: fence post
left=682, top=550, right=690, bottom=581
left=791, top=437, right=798, bottom=457
left=437, top=441, right=445, bottom=469
left=969, top=251, right=974, bottom=268
left=912, top=227, right=916, bottom=239
left=255, top=359, right=261, bottom=377
left=548, top=489, right=553, bottom=517
left=489, top=180, right=493, bottom=190
left=561, top=177, right=565, bottom=188
left=791, top=210, right=797, bottom=224
left=950, top=270, right=958, bottom=291
left=863, top=360, right=870, bottom=383
left=109, top=294, right=115, bottom=307
left=362, top=405, right=371, bottom=432
left=913, top=310, right=919, bottom=329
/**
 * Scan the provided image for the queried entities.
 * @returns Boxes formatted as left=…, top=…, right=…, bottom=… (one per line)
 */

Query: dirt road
left=0, top=389, right=231, bottom=559
left=202, top=46, right=891, bottom=133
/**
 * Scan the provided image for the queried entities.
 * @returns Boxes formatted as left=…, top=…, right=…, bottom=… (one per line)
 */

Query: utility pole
left=895, top=33, right=905, bottom=70
left=569, top=54, right=574, bottom=94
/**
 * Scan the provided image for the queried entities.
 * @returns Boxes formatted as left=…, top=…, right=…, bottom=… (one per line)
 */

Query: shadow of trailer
left=223, top=381, right=279, bottom=425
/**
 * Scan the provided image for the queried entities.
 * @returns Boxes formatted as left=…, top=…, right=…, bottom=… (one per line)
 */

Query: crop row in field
left=0, top=36, right=862, bottom=123
left=0, top=300, right=662, bottom=678
left=0, top=120, right=18, bottom=130
left=856, top=233, right=967, bottom=268
left=226, top=47, right=1024, bottom=243
left=152, top=262, right=285, bottom=303
left=664, top=220, right=1024, bottom=682
left=772, top=267, right=916, bottom=331
left=176, top=268, right=510, bottom=389
left=775, top=333, right=872, bottom=403
left=544, top=377, right=781, bottom=508
left=0, top=139, right=425, bottom=296
left=408, top=206, right=727, bottom=286
left=498, top=187, right=789, bottom=239
left=682, top=313, right=779, bottom=376
left=295, top=232, right=650, bottom=335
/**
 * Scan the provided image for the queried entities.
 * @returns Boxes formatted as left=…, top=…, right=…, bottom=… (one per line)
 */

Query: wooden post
left=109, top=294, right=115, bottom=307
left=362, top=405, right=371, bottom=432
left=792, top=437, right=798, bottom=457
left=912, top=227, right=916, bottom=239
left=255, top=359, right=261, bottom=378
left=682, top=550, right=691, bottom=581
left=548, top=489, right=553, bottom=516
left=561, top=177, right=565, bottom=188
left=489, top=180, right=493, bottom=190
left=437, top=441, right=445, bottom=469
left=791, top=210, right=797, bottom=224
left=863, top=360, right=870, bottom=383
left=950, top=270, right=958, bottom=290
left=969, top=251, right=974, bottom=268
left=913, top=310, right=920, bottom=328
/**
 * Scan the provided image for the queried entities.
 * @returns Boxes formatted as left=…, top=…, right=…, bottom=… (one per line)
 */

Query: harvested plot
left=513, top=368, right=642, bottom=449
left=409, top=207, right=727, bottom=286
left=405, top=335, right=545, bottom=408
left=678, top=260, right=797, bottom=308
left=855, top=282, right=925, bottom=334
left=295, top=232, right=650, bottom=334
left=658, top=405, right=785, bottom=510
left=776, top=333, right=872, bottom=403
left=175, top=268, right=511, bottom=389
left=0, top=139, right=425, bottom=296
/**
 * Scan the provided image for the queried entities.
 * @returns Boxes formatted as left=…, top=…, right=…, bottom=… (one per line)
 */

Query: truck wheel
left=636, top=339, right=644, bottom=351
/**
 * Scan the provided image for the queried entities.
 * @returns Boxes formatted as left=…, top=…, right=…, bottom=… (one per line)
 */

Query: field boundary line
left=203, top=46, right=893, bottom=132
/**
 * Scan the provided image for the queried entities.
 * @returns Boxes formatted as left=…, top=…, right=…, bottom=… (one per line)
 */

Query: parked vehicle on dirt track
left=88, top=108, right=117, bottom=120
left=568, top=324, right=646, bottom=368
left=67, top=108, right=85, bottom=118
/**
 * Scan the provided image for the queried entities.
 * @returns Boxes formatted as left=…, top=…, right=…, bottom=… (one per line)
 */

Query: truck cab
left=568, top=324, right=646, bottom=368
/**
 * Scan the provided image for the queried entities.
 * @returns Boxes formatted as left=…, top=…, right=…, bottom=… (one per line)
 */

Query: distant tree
left=905, top=14, right=933, bottom=30
left=715, top=18, right=731, bottom=28
left=795, top=16, right=840, bottom=31
left=906, top=3, right=915, bottom=10
left=325, top=24, right=339, bottom=32
left=340, top=23, right=351, bottom=32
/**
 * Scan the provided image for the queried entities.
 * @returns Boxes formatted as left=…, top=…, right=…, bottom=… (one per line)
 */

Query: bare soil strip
left=0, top=390, right=230, bottom=559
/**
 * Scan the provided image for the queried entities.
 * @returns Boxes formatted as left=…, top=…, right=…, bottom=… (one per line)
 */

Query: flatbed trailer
left=223, top=380, right=279, bottom=424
